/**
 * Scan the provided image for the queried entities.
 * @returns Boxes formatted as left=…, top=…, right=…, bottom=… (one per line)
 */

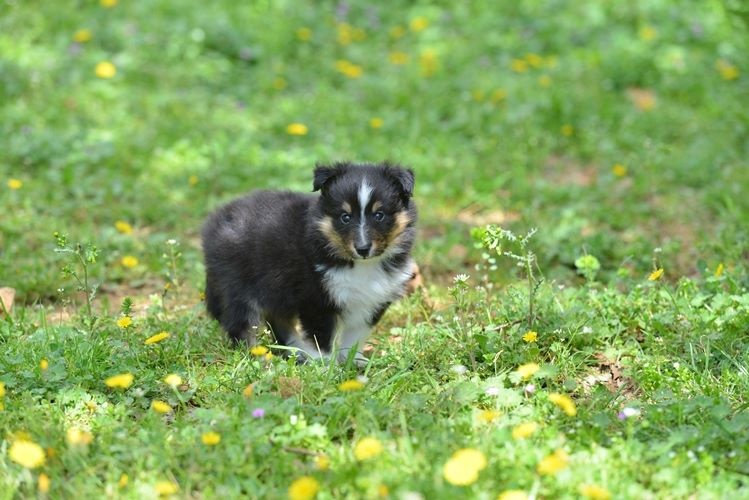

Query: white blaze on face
left=357, top=178, right=373, bottom=248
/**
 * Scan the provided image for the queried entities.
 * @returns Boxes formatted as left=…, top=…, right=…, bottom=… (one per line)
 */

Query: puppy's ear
left=313, top=164, right=347, bottom=192
left=385, top=165, right=415, bottom=201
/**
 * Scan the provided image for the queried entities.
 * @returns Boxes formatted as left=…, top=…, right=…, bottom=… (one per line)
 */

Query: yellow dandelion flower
left=639, top=25, right=657, bottom=42
left=9, top=440, right=46, bottom=469
left=538, top=74, right=552, bottom=87
left=38, top=472, right=50, bottom=493
left=8, top=178, right=23, bottom=190
left=0, top=381, right=5, bottom=397
left=121, top=255, right=138, bottom=268
left=273, top=77, right=287, bottom=90
left=118, top=473, right=129, bottom=488
left=512, top=422, right=539, bottom=440
left=648, top=268, right=664, bottom=281
left=715, top=263, right=724, bottom=277
left=45, top=447, right=55, bottom=459
left=498, top=491, right=529, bottom=500
left=315, top=454, right=330, bottom=471
left=491, top=89, right=507, bottom=103
left=369, top=117, right=384, bottom=129
left=105, top=373, right=134, bottom=389
left=378, top=485, right=389, bottom=497
left=188, top=175, right=198, bottom=186
left=525, top=53, right=544, bottom=68
left=443, top=448, right=486, bottom=486
left=354, top=437, right=383, bottom=461
left=151, top=400, right=172, bottom=414
left=477, top=409, right=502, bottom=423
left=73, top=29, right=92, bottom=43
left=335, top=59, right=363, bottom=78
left=390, top=25, right=406, bottom=39
left=144, top=331, right=170, bottom=345
left=716, top=59, right=739, bottom=81
left=117, top=316, right=133, bottom=329
left=66, top=427, right=93, bottom=446
left=389, top=51, right=409, bottom=65
left=164, top=374, right=182, bottom=387
left=242, top=383, right=254, bottom=397
left=296, top=27, right=312, bottom=41
left=95, top=61, right=117, bottom=79
left=612, top=163, right=627, bottom=177
left=516, top=362, right=540, bottom=380
left=250, top=345, right=269, bottom=356
left=339, top=379, right=364, bottom=392
left=201, top=431, right=221, bottom=445
left=100, top=0, right=117, bottom=7
left=410, top=17, right=429, bottom=32
left=286, top=123, right=308, bottom=136
left=419, top=50, right=438, bottom=77
left=288, top=476, right=320, bottom=500
left=522, top=331, right=538, bottom=343
left=337, top=23, right=353, bottom=45
left=511, top=59, right=529, bottom=73
left=580, top=484, right=612, bottom=500
left=86, top=401, right=97, bottom=412
left=561, top=124, right=574, bottom=136
left=39, top=358, right=48, bottom=371
left=549, top=393, right=577, bottom=416
left=114, top=220, right=133, bottom=234
left=154, top=481, right=178, bottom=496
left=537, top=449, right=569, bottom=475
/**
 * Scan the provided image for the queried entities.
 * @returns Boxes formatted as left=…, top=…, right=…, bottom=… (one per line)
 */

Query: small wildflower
left=538, top=74, right=552, bottom=87
left=354, top=437, right=383, bottom=461
left=8, top=440, right=46, bottom=469
left=498, top=491, right=529, bottom=500
left=639, top=25, right=657, bottom=42
left=561, top=124, right=574, bottom=137
left=549, top=393, right=577, bottom=416
left=524, top=383, right=536, bottom=394
left=86, top=401, right=97, bottom=412
left=716, top=59, right=739, bottom=80
left=522, top=331, right=538, bottom=343
left=369, top=117, right=384, bottom=129
left=516, top=363, right=540, bottom=380
left=617, top=407, right=641, bottom=420
left=121, top=255, right=139, bottom=268
left=288, top=476, right=320, bottom=500
left=537, top=449, right=569, bottom=475
left=419, top=50, right=438, bottom=77
left=286, top=123, right=308, bottom=136
left=114, top=220, right=133, bottom=234
left=154, top=481, right=178, bottom=496
left=73, top=29, right=92, bottom=43
left=100, top=0, right=117, bottom=7
left=117, top=316, right=133, bottom=329
left=315, top=454, right=330, bottom=470
left=579, top=484, right=612, bottom=500
left=714, top=263, right=724, bottom=277
left=612, top=164, right=627, bottom=177
left=164, top=374, right=182, bottom=387
left=511, top=59, right=529, bottom=73
left=485, top=386, right=500, bottom=397
left=242, top=383, right=254, bottom=397
left=201, top=431, right=221, bottom=445
left=451, top=364, right=468, bottom=375
left=95, top=61, right=117, bottom=79
left=628, top=88, right=656, bottom=111
left=105, top=373, right=134, bottom=389
left=648, top=268, right=664, bottom=281
left=389, top=51, right=409, bottom=65
left=40, top=358, right=49, bottom=371
left=250, top=345, right=269, bottom=356
left=336, top=23, right=353, bottom=45
left=188, top=175, right=198, bottom=186
left=144, top=331, right=170, bottom=345
left=442, top=448, right=487, bottom=486
left=525, top=53, right=544, bottom=68
left=66, top=427, right=93, bottom=446
left=389, top=26, right=406, bottom=39
left=273, top=77, right=288, bottom=90
left=410, top=17, right=429, bottom=32
left=252, top=408, right=266, bottom=418
left=118, top=474, right=129, bottom=488
left=38, top=472, right=50, bottom=493
left=296, top=27, right=312, bottom=41
left=339, top=379, right=364, bottom=391
left=512, top=422, right=539, bottom=440
left=378, top=485, right=389, bottom=497
left=335, top=59, right=363, bottom=78
left=477, top=409, right=502, bottom=423
left=151, top=400, right=172, bottom=414
left=8, top=178, right=23, bottom=190
left=264, top=352, right=274, bottom=361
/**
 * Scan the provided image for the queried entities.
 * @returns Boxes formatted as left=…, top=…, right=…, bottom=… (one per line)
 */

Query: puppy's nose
left=355, top=244, right=372, bottom=258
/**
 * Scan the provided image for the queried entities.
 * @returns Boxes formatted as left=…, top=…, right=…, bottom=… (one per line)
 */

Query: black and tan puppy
left=201, top=162, right=417, bottom=365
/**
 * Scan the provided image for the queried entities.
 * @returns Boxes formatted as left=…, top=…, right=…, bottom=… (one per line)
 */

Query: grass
left=1, top=0, right=748, bottom=498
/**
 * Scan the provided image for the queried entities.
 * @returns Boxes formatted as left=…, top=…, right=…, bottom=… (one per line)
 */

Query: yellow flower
left=538, top=75, right=552, bottom=87
left=95, top=61, right=117, bottom=79
left=369, top=117, right=384, bottom=129
left=537, top=449, right=569, bottom=475
left=151, top=400, right=172, bottom=414
left=100, top=0, right=117, bottom=7
left=264, top=352, right=274, bottom=361
left=388, top=51, right=409, bottom=65
left=164, top=374, right=182, bottom=387
left=378, top=485, right=389, bottom=497
left=525, top=53, right=544, bottom=68
left=296, top=27, right=312, bottom=41
left=38, top=358, right=48, bottom=371
left=628, top=88, right=656, bottom=111
left=491, top=89, right=507, bottom=103
left=390, top=26, right=406, bottom=39
left=9, top=439, right=46, bottom=469
left=419, top=50, right=438, bottom=77
left=335, top=59, right=363, bottom=78
left=144, top=331, right=170, bottom=345
left=0, top=381, right=5, bottom=397
left=250, top=345, right=269, bottom=356
left=118, top=473, right=129, bottom=488
left=105, top=373, right=134, bottom=389
left=410, top=17, right=429, bottom=32
left=477, top=409, right=501, bottom=423
left=121, top=255, right=139, bottom=268
left=288, top=476, right=320, bottom=500
left=354, top=437, right=383, bottom=461
left=86, top=401, right=97, bottom=412
left=242, top=383, right=254, bottom=397
left=561, top=124, right=574, bottom=136
left=549, top=393, right=577, bottom=416
left=339, top=379, right=364, bottom=392
left=117, top=316, right=133, bottom=329
left=442, top=448, right=487, bottom=486
left=639, top=25, right=657, bottom=42
left=314, top=454, right=330, bottom=470
left=337, top=23, right=353, bottom=45
left=115, top=220, right=133, bottom=234
left=716, top=59, right=739, bottom=81
left=516, top=362, right=540, bottom=380
left=511, top=422, right=539, bottom=440
left=273, top=77, right=287, bottom=90
left=188, top=175, right=199, bottom=186
left=154, top=481, right=178, bottom=496
left=66, top=427, right=93, bottom=446
left=715, top=263, right=724, bottom=277
left=201, top=431, right=221, bottom=445
left=648, top=268, right=664, bottom=281
left=286, top=123, right=308, bottom=136
left=522, top=331, right=537, bottom=343
left=511, top=59, right=529, bottom=73
left=580, top=484, right=612, bottom=500
left=38, top=472, right=50, bottom=493
left=73, top=29, right=92, bottom=43
left=8, top=178, right=23, bottom=190
left=612, top=164, right=627, bottom=177
left=498, top=491, right=528, bottom=500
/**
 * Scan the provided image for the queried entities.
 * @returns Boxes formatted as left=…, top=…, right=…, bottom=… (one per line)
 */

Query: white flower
left=485, top=386, right=500, bottom=397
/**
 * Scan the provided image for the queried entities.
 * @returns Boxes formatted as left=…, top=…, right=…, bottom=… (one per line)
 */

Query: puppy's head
left=313, top=162, right=415, bottom=261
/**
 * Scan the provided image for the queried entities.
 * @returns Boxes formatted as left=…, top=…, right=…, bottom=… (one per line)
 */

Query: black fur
left=201, top=162, right=417, bottom=360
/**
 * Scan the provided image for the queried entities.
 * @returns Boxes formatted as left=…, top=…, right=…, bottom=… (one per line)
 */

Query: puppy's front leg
left=336, top=319, right=371, bottom=367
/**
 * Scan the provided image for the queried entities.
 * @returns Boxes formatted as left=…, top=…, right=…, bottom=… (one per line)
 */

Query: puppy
left=201, top=161, right=417, bottom=365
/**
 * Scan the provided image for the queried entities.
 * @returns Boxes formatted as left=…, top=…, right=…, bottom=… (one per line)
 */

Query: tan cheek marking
left=317, top=217, right=351, bottom=258
left=372, top=201, right=382, bottom=212
left=342, top=202, right=352, bottom=213
left=382, top=210, right=412, bottom=247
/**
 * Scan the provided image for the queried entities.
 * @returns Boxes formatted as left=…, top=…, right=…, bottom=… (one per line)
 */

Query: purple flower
left=524, top=384, right=536, bottom=394
left=252, top=408, right=265, bottom=418
left=617, top=407, right=640, bottom=420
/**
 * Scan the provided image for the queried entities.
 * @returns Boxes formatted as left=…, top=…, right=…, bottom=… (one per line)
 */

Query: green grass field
left=1, top=0, right=748, bottom=498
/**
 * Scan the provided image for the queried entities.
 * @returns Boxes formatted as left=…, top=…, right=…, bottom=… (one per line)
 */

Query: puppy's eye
left=340, top=213, right=352, bottom=224
left=373, top=211, right=386, bottom=222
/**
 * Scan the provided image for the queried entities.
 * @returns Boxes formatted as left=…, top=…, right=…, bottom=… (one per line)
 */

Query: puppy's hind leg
left=220, top=298, right=261, bottom=346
